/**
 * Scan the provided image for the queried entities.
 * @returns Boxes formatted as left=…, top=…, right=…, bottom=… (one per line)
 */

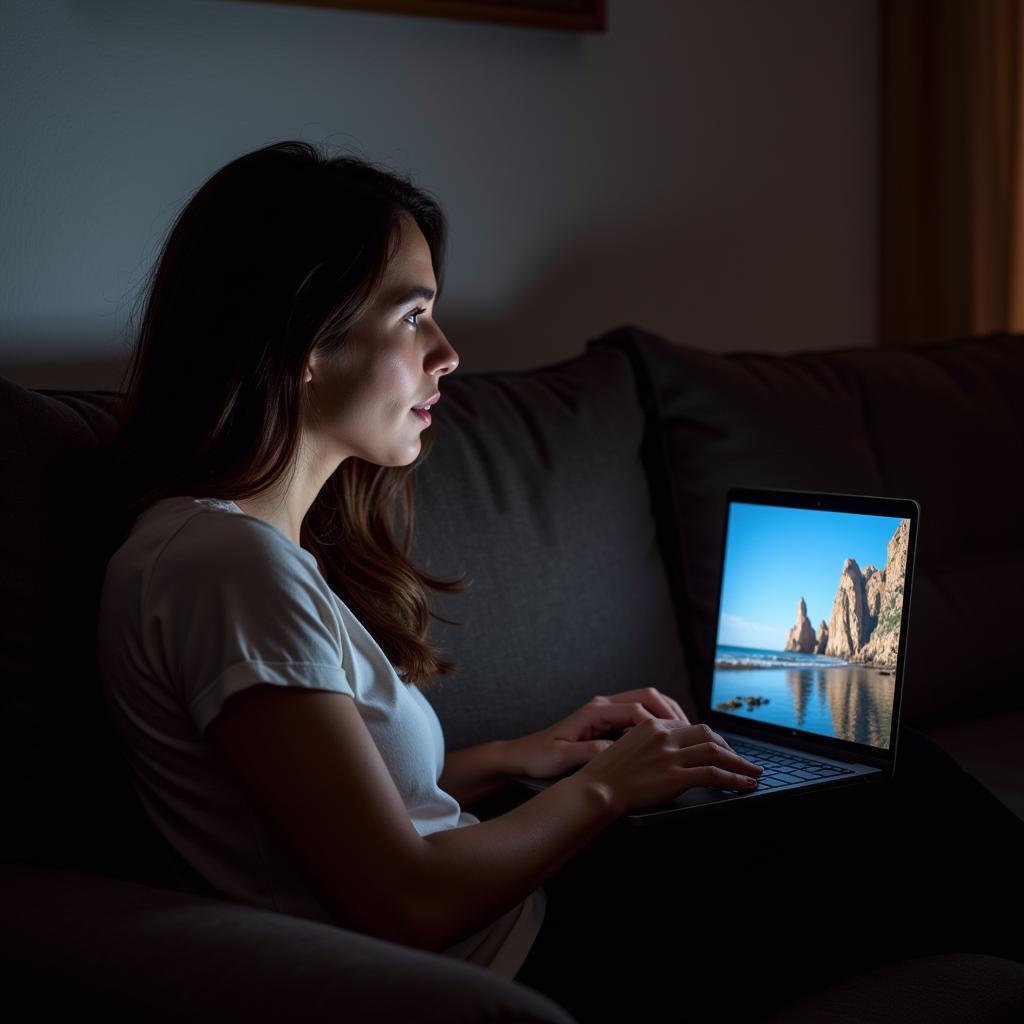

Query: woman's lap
left=514, top=725, right=1024, bottom=1022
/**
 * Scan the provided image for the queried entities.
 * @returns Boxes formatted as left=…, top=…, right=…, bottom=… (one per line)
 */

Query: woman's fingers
left=590, top=709, right=739, bottom=756
left=679, top=722, right=737, bottom=753
left=585, top=700, right=657, bottom=733
left=665, top=696, right=689, bottom=724
left=678, top=739, right=763, bottom=780
left=594, top=687, right=690, bottom=725
left=585, top=700, right=762, bottom=783
left=685, top=764, right=761, bottom=790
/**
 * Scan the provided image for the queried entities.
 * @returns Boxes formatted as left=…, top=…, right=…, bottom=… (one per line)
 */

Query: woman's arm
left=439, top=740, right=520, bottom=808
left=207, top=683, right=618, bottom=954
left=419, top=772, right=617, bottom=951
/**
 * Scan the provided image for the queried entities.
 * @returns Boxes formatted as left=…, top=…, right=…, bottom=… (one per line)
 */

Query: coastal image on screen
left=711, top=504, right=911, bottom=749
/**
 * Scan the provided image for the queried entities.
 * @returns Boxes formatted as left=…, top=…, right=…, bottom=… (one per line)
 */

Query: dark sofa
left=2, top=324, right=1022, bottom=1021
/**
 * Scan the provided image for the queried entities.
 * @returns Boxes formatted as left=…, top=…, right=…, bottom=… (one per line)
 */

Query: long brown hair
left=100, top=140, right=465, bottom=687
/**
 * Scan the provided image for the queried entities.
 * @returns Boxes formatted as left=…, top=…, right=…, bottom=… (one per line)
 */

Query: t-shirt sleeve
left=145, top=512, right=355, bottom=736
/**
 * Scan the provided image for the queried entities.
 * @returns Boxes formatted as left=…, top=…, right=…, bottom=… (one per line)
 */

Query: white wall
left=0, top=0, right=878, bottom=389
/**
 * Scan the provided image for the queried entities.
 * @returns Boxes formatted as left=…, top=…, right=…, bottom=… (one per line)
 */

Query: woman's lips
left=412, top=393, right=439, bottom=426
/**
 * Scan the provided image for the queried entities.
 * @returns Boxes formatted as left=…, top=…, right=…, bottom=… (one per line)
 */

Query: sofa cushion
left=594, top=325, right=1024, bottom=729
left=1, top=863, right=576, bottom=1022
left=0, top=376, right=181, bottom=884
left=410, top=344, right=697, bottom=751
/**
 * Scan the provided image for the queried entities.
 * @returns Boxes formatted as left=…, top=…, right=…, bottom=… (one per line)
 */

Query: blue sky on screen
left=717, top=503, right=905, bottom=651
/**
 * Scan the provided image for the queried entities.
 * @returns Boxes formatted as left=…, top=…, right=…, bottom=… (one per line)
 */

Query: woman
left=97, top=140, right=1024, bottom=1022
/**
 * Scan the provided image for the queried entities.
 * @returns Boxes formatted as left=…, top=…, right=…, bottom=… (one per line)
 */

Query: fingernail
left=745, top=777, right=758, bottom=786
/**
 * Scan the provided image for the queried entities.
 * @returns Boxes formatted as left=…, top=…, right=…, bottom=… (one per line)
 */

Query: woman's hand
left=575, top=718, right=764, bottom=816
left=511, top=687, right=690, bottom=780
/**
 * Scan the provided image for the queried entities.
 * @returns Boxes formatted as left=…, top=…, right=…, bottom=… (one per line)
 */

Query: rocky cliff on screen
left=783, top=519, right=908, bottom=669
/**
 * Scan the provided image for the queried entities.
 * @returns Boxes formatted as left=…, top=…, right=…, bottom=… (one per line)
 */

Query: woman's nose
left=430, top=328, right=459, bottom=377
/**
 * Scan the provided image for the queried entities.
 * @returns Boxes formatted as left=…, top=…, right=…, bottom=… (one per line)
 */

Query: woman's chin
left=372, top=441, right=422, bottom=468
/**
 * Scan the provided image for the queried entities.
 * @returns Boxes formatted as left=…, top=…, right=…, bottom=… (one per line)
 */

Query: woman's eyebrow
left=387, top=285, right=435, bottom=308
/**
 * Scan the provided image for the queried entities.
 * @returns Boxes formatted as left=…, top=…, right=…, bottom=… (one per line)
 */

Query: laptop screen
left=710, top=499, right=912, bottom=752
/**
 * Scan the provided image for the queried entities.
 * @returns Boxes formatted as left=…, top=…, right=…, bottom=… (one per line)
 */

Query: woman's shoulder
left=142, top=496, right=323, bottom=586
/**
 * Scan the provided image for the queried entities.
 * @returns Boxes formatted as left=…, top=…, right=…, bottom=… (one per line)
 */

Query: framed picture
left=241, top=1, right=606, bottom=32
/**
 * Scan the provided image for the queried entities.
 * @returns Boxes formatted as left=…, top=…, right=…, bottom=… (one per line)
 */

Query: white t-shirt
left=97, top=495, right=545, bottom=979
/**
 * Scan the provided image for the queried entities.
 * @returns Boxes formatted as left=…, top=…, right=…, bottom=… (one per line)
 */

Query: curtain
left=880, top=0, right=1024, bottom=346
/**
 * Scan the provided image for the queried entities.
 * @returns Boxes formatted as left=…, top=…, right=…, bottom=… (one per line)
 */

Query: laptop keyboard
left=727, top=738, right=856, bottom=791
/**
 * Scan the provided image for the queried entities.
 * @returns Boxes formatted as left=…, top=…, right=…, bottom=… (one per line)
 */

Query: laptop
left=509, top=486, right=919, bottom=828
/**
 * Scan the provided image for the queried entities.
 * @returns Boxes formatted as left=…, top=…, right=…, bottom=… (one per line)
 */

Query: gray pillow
left=411, top=343, right=696, bottom=752
left=597, top=324, right=1024, bottom=728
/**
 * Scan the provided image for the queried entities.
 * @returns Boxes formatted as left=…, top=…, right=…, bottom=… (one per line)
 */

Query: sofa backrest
left=10, top=321, right=1009, bottom=882
left=601, top=325, right=1024, bottom=729
left=1, top=340, right=694, bottom=878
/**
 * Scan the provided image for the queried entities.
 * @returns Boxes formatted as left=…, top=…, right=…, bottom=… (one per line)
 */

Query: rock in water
left=784, top=597, right=818, bottom=653
left=826, top=558, right=871, bottom=659
left=814, top=619, right=829, bottom=654
left=856, top=521, right=908, bottom=668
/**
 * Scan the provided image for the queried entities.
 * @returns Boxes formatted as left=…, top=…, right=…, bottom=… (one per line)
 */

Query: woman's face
left=304, top=215, right=459, bottom=468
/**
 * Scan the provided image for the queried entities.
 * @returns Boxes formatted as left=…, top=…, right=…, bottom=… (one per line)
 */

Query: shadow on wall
left=0, top=216, right=824, bottom=390
left=440, top=211, right=859, bottom=372
left=442, top=217, right=746, bottom=374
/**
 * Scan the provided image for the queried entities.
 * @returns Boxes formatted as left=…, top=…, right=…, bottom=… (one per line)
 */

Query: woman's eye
left=404, top=307, right=426, bottom=327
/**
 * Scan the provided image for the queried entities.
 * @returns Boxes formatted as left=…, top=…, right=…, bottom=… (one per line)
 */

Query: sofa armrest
left=0, top=863, right=575, bottom=1023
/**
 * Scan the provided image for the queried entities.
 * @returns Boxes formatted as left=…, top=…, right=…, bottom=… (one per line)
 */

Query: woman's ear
left=305, top=347, right=322, bottom=384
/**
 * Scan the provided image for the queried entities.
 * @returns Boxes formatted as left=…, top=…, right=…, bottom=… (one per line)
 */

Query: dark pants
left=513, top=725, right=1024, bottom=1023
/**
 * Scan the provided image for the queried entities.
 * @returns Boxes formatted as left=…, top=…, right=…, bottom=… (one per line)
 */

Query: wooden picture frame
left=241, top=1, right=606, bottom=32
